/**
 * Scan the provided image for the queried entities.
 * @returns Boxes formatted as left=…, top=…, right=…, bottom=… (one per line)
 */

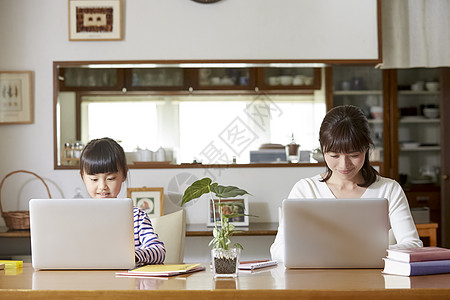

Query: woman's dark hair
left=319, top=105, right=378, bottom=187
left=80, top=137, right=128, bottom=179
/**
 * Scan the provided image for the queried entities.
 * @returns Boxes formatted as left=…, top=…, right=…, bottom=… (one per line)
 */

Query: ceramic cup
left=411, top=81, right=425, bottom=91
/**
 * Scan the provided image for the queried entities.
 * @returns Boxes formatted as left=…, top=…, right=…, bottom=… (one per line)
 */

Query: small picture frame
left=207, top=196, right=249, bottom=227
left=127, top=187, right=164, bottom=218
left=68, top=0, right=122, bottom=41
left=0, top=71, right=33, bottom=124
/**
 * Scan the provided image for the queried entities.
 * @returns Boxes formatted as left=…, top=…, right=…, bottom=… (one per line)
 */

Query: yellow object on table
left=0, top=260, right=23, bottom=269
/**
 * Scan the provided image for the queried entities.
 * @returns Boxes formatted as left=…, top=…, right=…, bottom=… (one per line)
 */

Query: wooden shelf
left=399, top=117, right=440, bottom=124
left=0, top=223, right=279, bottom=238
left=186, top=222, right=278, bottom=237
left=398, top=90, right=440, bottom=95
left=400, top=146, right=440, bottom=151
left=333, top=90, right=383, bottom=95
left=0, top=222, right=437, bottom=243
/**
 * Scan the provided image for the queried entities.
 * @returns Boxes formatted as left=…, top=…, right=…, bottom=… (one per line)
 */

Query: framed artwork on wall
left=127, top=187, right=164, bottom=218
left=68, top=0, right=122, bottom=41
left=207, top=196, right=249, bottom=227
left=0, top=71, right=33, bottom=125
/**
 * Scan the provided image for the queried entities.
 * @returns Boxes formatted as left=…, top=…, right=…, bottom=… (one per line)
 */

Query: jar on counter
left=64, top=142, right=73, bottom=159
left=72, top=142, right=84, bottom=159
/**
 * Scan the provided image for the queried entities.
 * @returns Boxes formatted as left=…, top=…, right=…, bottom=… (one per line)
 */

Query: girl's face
left=82, top=171, right=126, bottom=198
left=324, top=150, right=366, bottom=181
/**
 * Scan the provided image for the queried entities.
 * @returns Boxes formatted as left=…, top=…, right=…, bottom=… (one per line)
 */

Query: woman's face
left=324, top=150, right=366, bottom=181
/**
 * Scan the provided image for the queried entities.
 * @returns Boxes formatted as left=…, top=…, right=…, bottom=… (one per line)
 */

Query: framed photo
left=207, top=196, right=249, bottom=227
left=0, top=71, right=33, bottom=125
left=68, top=0, right=122, bottom=41
left=127, top=187, right=164, bottom=218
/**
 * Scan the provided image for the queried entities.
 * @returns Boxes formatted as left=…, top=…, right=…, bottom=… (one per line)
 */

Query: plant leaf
left=181, top=177, right=212, bottom=206
left=211, top=184, right=250, bottom=198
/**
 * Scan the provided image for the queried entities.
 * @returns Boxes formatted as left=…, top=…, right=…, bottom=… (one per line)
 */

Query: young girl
left=270, top=105, right=422, bottom=262
left=80, top=137, right=166, bottom=265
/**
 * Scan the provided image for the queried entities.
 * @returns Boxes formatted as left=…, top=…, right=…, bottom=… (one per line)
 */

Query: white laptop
left=282, top=198, right=389, bottom=269
left=29, top=198, right=136, bottom=270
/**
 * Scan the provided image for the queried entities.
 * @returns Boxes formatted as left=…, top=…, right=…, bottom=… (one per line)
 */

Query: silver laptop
left=29, top=198, right=135, bottom=270
left=283, top=198, right=389, bottom=268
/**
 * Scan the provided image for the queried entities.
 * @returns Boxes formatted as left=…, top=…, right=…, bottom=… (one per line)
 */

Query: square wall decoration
left=68, top=0, right=122, bottom=41
left=0, top=71, right=33, bottom=124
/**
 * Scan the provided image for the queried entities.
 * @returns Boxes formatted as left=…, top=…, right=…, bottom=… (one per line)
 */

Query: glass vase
left=211, top=248, right=241, bottom=278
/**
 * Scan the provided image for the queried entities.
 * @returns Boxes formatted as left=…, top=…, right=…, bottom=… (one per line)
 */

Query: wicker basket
left=0, top=170, right=52, bottom=230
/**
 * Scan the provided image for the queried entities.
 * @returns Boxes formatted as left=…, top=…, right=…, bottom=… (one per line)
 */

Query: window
left=81, top=100, right=158, bottom=152
left=76, top=94, right=325, bottom=164
left=178, top=94, right=325, bottom=164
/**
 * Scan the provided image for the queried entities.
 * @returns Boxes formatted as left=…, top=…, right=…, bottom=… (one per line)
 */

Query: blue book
left=383, top=258, right=450, bottom=276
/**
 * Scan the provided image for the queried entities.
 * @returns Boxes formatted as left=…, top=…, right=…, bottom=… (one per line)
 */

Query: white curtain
left=380, top=0, right=450, bottom=69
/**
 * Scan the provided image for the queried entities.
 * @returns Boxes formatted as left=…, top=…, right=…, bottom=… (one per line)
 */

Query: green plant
left=181, top=177, right=251, bottom=250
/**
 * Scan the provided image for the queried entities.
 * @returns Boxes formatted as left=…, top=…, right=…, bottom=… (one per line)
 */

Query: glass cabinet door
left=396, top=68, right=441, bottom=185
left=258, top=67, right=321, bottom=90
left=129, top=68, right=184, bottom=89
left=331, top=65, right=384, bottom=162
left=197, top=68, right=253, bottom=90
left=60, top=68, right=120, bottom=90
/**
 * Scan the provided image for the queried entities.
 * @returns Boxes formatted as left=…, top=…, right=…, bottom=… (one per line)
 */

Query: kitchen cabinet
left=195, top=67, right=255, bottom=91
left=256, top=67, right=321, bottom=91
left=57, top=65, right=320, bottom=93
left=326, top=66, right=450, bottom=246
left=391, top=68, right=441, bottom=183
left=325, top=65, right=389, bottom=166
left=389, top=68, right=443, bottom=245
left=59, top=68, right=125, bottom=91
left=126, top=68, right=186, bottom=91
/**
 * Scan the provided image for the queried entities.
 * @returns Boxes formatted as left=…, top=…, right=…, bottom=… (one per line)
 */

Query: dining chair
left=150, top=209, right=186, bottom=264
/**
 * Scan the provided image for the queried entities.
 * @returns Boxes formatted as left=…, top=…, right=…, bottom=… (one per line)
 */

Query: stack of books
left=382, top=247, right=450, bottom=276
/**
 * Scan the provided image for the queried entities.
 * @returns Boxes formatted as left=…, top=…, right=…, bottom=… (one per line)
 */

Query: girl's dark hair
left=319, top=105, right=378, bottom=187
left=79, top=137, right=128, bottom=179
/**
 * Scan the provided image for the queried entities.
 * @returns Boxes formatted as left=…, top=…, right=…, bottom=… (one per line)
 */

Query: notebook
left=29, top=198, right=136, bottom=270
left=282, top=198, right=389, bottom=268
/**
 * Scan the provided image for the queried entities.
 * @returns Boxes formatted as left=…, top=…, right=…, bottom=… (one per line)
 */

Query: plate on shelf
left=400, top=116, right=424, bottom=121
left=410, top=179, right=434, bottom=185
left=133, top=161, right=172, bottom=166
left=400, top=142, right=420, bottom=149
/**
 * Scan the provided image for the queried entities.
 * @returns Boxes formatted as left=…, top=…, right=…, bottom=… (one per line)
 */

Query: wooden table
left=1, top=263, right=450, bottom=300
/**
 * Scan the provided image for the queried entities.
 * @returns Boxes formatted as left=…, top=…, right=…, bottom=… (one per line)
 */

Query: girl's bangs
left=82, top=155, right=118, bottom=175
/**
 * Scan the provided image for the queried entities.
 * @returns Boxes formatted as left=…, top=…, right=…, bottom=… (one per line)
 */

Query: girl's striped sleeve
left=134, top=207, right=166, bottom=264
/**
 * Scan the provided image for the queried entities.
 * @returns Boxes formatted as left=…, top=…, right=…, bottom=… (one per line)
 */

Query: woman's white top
left=270, top=174, right=423, bottom=262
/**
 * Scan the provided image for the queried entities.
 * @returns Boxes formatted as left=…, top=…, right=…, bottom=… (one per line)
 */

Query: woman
left=270, top=105, right=422, bottom=262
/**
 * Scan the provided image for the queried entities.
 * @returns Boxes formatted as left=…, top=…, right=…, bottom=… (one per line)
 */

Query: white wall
left=0, top=0, right=376, bottom=260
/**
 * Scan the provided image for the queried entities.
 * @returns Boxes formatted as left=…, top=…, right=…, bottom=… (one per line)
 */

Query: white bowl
left=411, top=81, right=424, bottom=91
left=425, top=82, right=439, bottom=92
left=268, top=76, right=280, bottom=85
left=401, top=142, right=420, bottom=149
left=423, top=108, right=439, bottom=119
left=370, top=106, right=383, bottom=119
left=279, top=76, right=293, bottom=86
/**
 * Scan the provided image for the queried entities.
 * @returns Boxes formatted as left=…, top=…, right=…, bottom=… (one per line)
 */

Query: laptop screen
left=282, top=198, right=389, bottom=268
left=30, top=198, right=135, bottom=270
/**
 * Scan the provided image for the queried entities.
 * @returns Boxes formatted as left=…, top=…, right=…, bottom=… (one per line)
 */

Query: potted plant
left=181, top=177, right=251, bottom=278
